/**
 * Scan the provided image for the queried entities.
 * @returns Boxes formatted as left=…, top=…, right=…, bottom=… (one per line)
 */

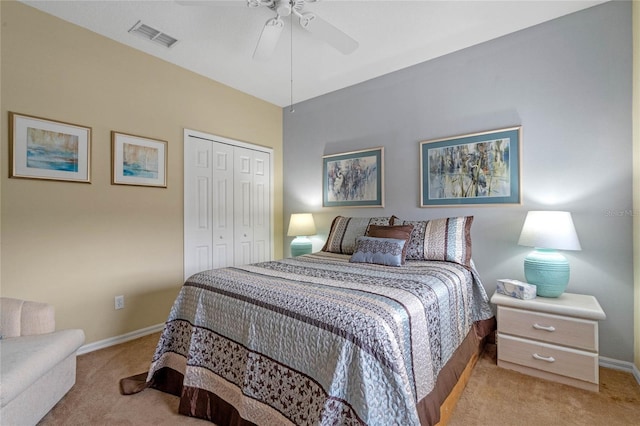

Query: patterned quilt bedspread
left=147, top=251, right=494, bottom=425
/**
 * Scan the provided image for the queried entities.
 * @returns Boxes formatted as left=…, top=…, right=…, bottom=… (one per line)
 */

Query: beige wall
left=0, top=1, right=283, bottom=344
left=634, top=0, right=640, bottom=372
left=0, top=1, right=3, bottom=295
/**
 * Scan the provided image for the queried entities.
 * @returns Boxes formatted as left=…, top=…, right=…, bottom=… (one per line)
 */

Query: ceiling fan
left=248, top=0, right=358, bottom=61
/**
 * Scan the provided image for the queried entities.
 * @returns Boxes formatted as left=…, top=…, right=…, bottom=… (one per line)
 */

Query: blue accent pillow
left=349, top=236, right=406, bottom=267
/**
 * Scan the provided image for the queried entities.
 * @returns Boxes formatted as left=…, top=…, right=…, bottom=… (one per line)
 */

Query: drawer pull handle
left=532, top=353, right=555, bottom=363
left=533, top=323, right=556, bottom=332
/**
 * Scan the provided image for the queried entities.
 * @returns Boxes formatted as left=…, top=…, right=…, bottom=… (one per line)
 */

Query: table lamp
left=287, top=213, right=316, bottom=257
left=517, top=211, right=581, bottom=297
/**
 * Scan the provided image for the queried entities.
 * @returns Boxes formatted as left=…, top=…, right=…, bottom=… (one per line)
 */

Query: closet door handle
left=532, top=323, right=556, bottom=332
left=532, top=353, right=555, bottom=363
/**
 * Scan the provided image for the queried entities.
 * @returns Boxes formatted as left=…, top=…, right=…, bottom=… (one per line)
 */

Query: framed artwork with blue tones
left=10, top=112, right=91, bottom=183
left=111, top=131, right=167, bottom=188
left=323, top=147, right=384, bottom=207
left=420, top=126, right=522, bottom=207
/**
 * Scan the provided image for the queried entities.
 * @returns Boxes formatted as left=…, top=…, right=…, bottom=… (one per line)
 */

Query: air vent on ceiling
left=128, top=20, right=178, bottom=48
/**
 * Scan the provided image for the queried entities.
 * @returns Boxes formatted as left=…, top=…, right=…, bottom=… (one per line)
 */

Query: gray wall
left=283, top=2, right=632, bottom=361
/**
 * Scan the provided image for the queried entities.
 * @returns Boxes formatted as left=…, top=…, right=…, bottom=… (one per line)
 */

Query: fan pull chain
left=289, top=5, right=295, bottom=113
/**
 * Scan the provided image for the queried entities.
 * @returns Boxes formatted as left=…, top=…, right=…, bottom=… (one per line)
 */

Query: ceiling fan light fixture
left=247, top=0, right=274, bottom=8
left=297, top=11, right=314, bottom=29
left=249, top=0, right=359, bottom=61
left=276, top=2, right=292, bottom=17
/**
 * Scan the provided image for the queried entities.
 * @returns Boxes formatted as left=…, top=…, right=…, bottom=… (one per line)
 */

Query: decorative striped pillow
left=322, top=216, right=393, bottom=255
left=350, top=236, right=406, bottom=267
left=400, top=216, right=474, bottom=266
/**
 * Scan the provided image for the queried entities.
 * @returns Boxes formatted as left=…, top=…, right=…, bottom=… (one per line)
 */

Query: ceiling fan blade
left=176, top=1, right=248, bottom=5
left=298, top=12, right=358, bottom=55
left=253, top=17, right=284, bottom=61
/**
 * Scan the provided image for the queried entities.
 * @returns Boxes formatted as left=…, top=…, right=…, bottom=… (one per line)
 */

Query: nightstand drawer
left=497, top=306, right=598, bottom=351
left=497, top=334, right=598, bottom=384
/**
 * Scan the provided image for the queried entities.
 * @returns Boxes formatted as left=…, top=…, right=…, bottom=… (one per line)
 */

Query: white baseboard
left=599, top=356, right=640, bottom=386
left=77, top=323, right=165, bottom=356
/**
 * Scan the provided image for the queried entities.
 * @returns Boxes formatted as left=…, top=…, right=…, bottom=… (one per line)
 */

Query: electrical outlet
left=115, top=295, right=125, bottom=310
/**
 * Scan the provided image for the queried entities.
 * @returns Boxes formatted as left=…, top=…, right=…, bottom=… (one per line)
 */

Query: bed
left=126, top=215, right=495, bottom=425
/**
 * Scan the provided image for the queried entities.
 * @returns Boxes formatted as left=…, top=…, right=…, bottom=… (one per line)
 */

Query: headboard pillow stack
left=322, top=216, right=393, bottom=255
left=398, top=216, right=474, bottom=266
left=323, top=215, right=474, bottom=267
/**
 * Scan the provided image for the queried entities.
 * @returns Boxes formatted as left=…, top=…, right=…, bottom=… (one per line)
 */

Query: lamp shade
left=518, top=211, right=580, bottom=298
left=288, top=213, right=316, bottom=257
left=518, top=211, right=581, bottom=251
left=287, top=213, right=316, bottom=236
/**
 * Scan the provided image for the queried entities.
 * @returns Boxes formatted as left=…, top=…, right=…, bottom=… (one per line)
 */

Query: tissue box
left=497, top=279, right=537, bottom=300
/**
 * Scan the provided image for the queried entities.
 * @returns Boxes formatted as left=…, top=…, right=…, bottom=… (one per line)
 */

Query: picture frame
left=111, top=131, right=167, bottom=188
left=322, top=147, right=384, bottom=207
left=420, top=126, right=522, bottom=207
left=9, top=112, right=91, bottom=183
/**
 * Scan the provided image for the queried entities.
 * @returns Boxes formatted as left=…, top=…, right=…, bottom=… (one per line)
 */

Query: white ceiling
left=21, top=0, right=608, bottom=107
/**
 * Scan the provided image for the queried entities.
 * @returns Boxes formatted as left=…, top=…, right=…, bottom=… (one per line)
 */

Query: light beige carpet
left=449, top=344, right=640, bottom=425
left=39, top=333, right=640, bottom=425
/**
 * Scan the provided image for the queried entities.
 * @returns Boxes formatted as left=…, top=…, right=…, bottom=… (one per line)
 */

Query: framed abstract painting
left=420, top=126, right=522, bottom=207
left=9, top=112, right=91, bottom=183
left=111, top=131, right=167, bottom=188
left=322, top=147, right=384, bottom=207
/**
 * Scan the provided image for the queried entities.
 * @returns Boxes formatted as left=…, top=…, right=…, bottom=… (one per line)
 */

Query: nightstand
left=491, top=291, right=606, bottom=392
